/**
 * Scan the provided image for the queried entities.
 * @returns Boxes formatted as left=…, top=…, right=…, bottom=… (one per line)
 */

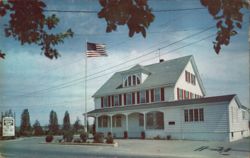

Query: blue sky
left=0, top=0, right=249, bottom=126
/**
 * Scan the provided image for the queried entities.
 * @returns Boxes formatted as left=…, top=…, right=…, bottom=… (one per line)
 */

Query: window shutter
left=112, top=95, right=114, bottom=106
left=132, top=92, right=135, bottom=104
left=177, top=88, right=179, bottom=100
left=146, top=90, right=149, bottom=103
left=119, top=94, right=122, bottom=106
left=137, top=91, right=140, bottom=104
left=183, top=90, right=186, bottom=99
left=123, top=94, right=126, bottom=105
left=185, top=71, right=188, bottom=81
left=150, top=89, right=154, bottom=102
left=188, top=72, right=190, bottom=82
left=160, top=87, right=165, bottom=101
left=101, top=97, right=104, bottom=108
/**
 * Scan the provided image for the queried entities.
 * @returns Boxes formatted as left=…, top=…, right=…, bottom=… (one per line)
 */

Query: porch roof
left=88, top=94, right=237, bottom=115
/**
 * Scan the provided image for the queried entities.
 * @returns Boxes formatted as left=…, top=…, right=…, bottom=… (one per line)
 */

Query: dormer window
left=123, top=74, right=141, bottom=87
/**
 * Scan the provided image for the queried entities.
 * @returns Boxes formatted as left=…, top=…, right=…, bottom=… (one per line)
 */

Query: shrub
left=63, top=131, right=73, bottom=142
left=141, top=131, right=145, bottom=139
left=80, top=132, right=88, bottom=143
left=73, top=138, right=82, bottom=143
left=154, top=135, right=161, bottom=140
left=106, top=132, right=113, bottom=144
left=167, top=135, right=171, bottom=140
left=124, top=131, right=128, bottom=139
left=93, top=132, right=104, bottom=143
left=45, top=135, right=53, bottom=143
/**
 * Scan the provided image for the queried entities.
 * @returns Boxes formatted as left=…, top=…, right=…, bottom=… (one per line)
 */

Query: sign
left=2, top=117, right=15, bottom=137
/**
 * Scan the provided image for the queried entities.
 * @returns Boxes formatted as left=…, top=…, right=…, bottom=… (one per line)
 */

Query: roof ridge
left=143, top=55, right=193, bottom=68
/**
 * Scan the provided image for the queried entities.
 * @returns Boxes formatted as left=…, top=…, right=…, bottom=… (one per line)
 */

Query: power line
left=2, top=33, right=215, bottom=100
left=0, top=34, right=216, bottom=113
left=4, top=26, right=215, bottom=98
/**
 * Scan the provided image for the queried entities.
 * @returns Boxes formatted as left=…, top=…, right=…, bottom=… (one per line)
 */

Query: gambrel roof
left=93, top=55, right=205, bottom=97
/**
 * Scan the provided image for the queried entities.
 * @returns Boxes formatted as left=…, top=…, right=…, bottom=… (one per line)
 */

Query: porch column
left=143, top=112, right=146, bottom=131
left=125, top=114, right=128, bottom=132
left=95, top=116, right=98, bottom=129
left=110, top=115, right=113, bottom=133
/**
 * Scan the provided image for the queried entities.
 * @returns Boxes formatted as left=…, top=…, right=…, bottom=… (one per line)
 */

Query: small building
left=87, top=55, right=249, bottom=141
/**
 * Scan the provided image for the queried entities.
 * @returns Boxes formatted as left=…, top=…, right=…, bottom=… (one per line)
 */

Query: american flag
left=86, top=42, right=107, bottom=57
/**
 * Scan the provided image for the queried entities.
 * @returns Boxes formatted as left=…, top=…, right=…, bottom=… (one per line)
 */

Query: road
left=0, top=137, right=169, bottom=158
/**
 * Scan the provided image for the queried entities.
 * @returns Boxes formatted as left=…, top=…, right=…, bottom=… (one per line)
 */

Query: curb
left=41, top=142, right=118, bottom=147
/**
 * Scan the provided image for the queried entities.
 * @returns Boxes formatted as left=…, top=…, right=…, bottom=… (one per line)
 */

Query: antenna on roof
left=158, top=48, right=161, bottom=62
left=157, top=48, right=165, bottom=63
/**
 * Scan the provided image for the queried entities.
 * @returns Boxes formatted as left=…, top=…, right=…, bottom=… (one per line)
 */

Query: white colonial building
left=88, top=55, right=249, bottom=141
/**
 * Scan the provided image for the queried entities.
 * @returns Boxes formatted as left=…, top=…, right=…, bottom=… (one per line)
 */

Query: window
left=124, top=75, right=141, bottom=87
left=126, top=93, right=132, bottom=105
left=123, top=94, right=127, bottom=105
left=179, top=88, right=183, bottom=100
left=155, top=88, right=161, bottom=102
left=132, top=75, right=136, bottom=85
left=194, top=109, right=199, bottom=121
left=132, top=92, right=135, bottom=104
left=190, top=92, right=193, bottom=99
left=111, top=96, right=114, bottom=106
left=140, top=90, right=146, bottom=103
left=124, top=80, right=128, bottom=87
left=199, top=108, right=204, bottom=121
left=150, top=89, right=154, bottom=102
left=242, top=111, right=247, bottom=120
left=114, top=95, right=119, bottom=106
left=185, top=71, right=192, bottom=83
left=101, top=97, right=104, bottom=108
left=160, top=87, right=165, bottom=101
left=137, top=91, right=140, bottom=104
left=231, top=132, right=234, bottom=138
left=108, top=96, right=111, bottom=107
left=185, top=108, right=204, bottom=122
left=103, top=96, right=108, bottom=107
left=112, top=115, right=122, bottom=127
left=231, top=107, right=234, bottom=123
left=137, top=77, right=140, bottom=85
left=98, top=116, right=109, bottom=128
left=184, top=110, right=188, bottom=122
left=146, top=112, right=164, bottom=129
left=146, top=112, right=153, bottom=127
left=139, top=114, right=144, bottom=127
left=128, top=76, right=131, bottom=86
left=231, top=107, right=238, bottom=123
left=146, top=90, right=149, bottom=103
left=168, top=121, right=175, bottom=125
left=191, top=74, right=196, bottom=85
left=189, top=109, right=193, bottom=122
left=185, top=91, right=189, bottom=99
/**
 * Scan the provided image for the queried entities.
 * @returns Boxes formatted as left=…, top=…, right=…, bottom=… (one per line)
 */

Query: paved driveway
left=0, top=137, right=249, bottom=158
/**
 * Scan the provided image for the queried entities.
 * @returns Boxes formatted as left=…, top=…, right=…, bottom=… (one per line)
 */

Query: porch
left=88, top=110, right=164, bottom=138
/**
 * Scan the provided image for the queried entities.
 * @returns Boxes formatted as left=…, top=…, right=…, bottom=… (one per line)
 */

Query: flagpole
left=85, top=41, right=88, bottom=133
